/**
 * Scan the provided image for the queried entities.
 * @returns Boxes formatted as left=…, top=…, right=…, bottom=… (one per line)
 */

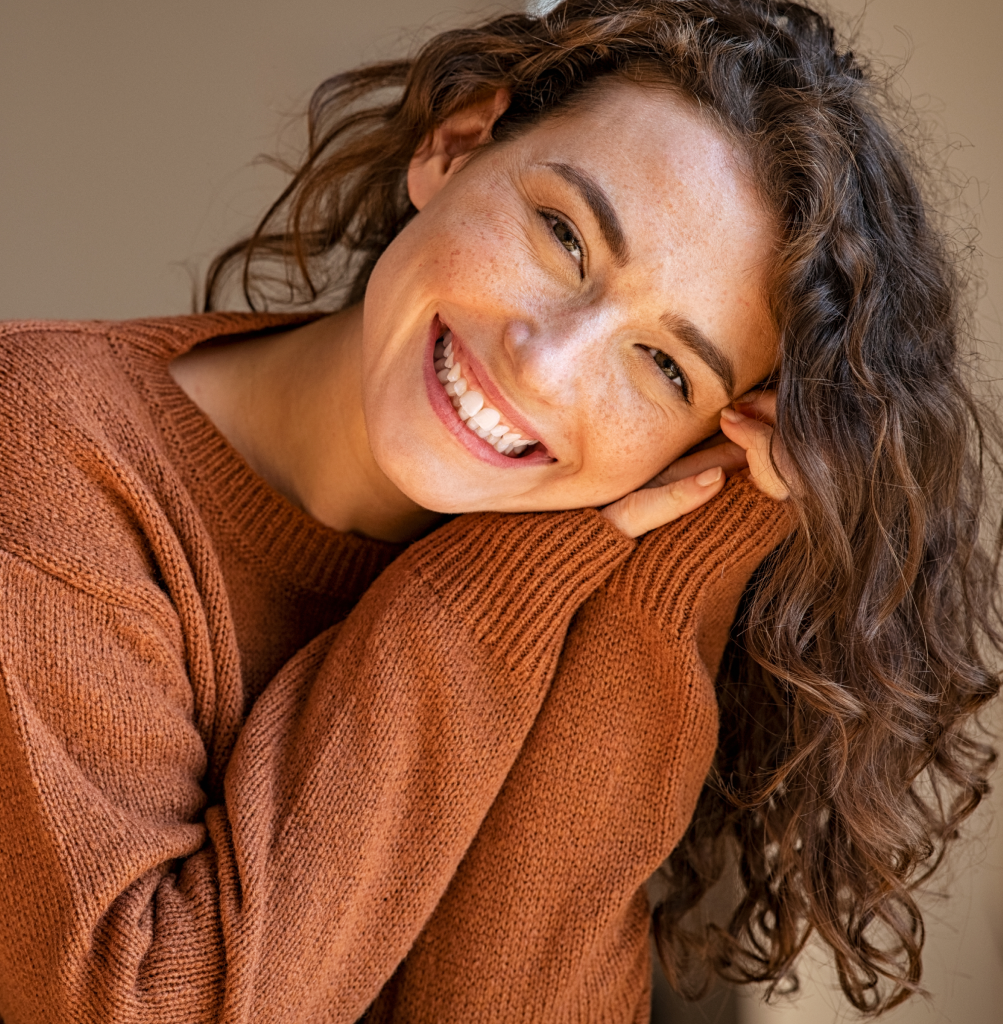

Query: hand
left=718, top=390, right=790, bottom=502
left=600, top=390, right=788, bottom=539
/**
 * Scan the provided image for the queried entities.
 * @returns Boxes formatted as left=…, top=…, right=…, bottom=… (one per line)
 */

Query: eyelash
left=647, top=347, right=690, bottom=402
left=540, top=211, right=585, bottom=277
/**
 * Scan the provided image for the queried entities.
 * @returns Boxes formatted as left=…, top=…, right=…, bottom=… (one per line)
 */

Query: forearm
left=0, top=510, right=633, bottom=1024
left=367, top=479, right=791, bottom=1022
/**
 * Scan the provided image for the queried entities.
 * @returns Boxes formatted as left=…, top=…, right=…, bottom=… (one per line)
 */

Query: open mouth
left=434, top=330, right=542, bottom=459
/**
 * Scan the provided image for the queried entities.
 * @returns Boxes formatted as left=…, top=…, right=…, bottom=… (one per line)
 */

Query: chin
left=398, top=462, right=507, bottom=515
left=368, top=427, right=468, bottom=514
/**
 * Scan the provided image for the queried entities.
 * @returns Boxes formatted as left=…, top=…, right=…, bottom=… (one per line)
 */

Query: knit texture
left=0, top=314, right=789, bottom=1024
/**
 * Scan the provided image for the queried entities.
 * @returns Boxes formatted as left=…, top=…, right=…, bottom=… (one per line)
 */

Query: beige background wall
left=1, top=2, right=999, bottom=1022
left=0, top=0, right=522, bottom=320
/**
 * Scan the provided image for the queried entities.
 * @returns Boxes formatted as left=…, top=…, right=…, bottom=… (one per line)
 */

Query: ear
left=407, top=88, right=510, bottom=210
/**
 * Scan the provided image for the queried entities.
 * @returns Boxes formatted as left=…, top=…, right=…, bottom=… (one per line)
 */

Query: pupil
left=553, top=219, right=576, bottom=253
left=655, top=351, right=680, bottom=379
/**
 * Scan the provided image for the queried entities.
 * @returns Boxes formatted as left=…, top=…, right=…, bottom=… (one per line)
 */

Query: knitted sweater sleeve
left=0, top=510, right=633, bottom=1024
left=366, top=478, right=791, bottom=1023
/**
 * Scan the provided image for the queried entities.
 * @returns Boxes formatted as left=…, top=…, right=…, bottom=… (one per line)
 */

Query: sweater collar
left=112, top=312, right=406, bottom=598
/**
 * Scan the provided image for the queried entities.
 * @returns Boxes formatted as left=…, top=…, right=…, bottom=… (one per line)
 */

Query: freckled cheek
left=427, top=209, right=538, bottom=304
left=576, top=380, right=680, bottom=486
left=617, top=423, right=679, bottom=481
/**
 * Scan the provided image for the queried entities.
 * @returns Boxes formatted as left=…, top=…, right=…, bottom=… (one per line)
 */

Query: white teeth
left=471, top=407, right=501, bottom=431
left=434, top=338, right=539, bottom=459
left=459, top=390, right=484, bottom=416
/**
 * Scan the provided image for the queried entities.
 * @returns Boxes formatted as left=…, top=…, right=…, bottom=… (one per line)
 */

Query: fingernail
left=695, top=466, right=723, bottom=486
left=719, top=407, right=742, bottom=423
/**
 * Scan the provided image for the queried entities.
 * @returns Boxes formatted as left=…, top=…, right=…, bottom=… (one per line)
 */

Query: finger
left=719, top=406, right=771, bottom=451
left=643, top=440, right=747, bottom=488
left=720, top=407, right=789, bottom=500
left=602, top=466, right=726, bottom=539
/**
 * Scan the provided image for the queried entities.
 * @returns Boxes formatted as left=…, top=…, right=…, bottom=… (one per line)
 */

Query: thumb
left=601, top=466, right=725, bottom=539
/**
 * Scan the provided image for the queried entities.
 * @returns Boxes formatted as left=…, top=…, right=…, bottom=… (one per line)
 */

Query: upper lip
left=445, top=326, right=551, bottom=455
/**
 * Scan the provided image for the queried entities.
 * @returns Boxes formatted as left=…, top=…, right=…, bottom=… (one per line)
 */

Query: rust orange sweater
left=0, top=314, right=786, bottom=1024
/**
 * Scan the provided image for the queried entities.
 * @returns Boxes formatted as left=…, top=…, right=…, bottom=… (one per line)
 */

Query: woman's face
left=361, top=79, right=778, bottom=514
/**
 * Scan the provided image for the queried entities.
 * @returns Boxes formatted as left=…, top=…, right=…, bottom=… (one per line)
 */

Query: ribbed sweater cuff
left=411, top=509, right=635, bottom=676
left=610, top=477, right=792, bottom=637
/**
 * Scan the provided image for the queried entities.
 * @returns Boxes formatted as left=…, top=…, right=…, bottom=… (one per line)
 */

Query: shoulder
left=0, top=320, right=159, bottom=596
left=0, top=318, right=116, bottom=409
left=0, top=317, right=254, bottom=587
left=0, top=313, right=309, bottom=599
left=0, top=312, right=297, bottom=410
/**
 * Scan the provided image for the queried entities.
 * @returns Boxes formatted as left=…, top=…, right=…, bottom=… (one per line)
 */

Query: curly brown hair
left=204, top=0, right=1003, bottom=1014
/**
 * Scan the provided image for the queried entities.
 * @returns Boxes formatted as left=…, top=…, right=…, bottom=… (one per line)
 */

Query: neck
left=170, top=305, right=443, bottom=543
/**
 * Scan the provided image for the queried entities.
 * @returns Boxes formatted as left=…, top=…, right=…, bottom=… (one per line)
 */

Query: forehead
left=518, top=78, right=768, bottom=248
left=503, top=79, right=778, bottom=392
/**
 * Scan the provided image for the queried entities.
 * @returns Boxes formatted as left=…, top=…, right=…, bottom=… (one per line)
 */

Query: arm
left=366, top=479, right=791, bottom=1023
left=0, top=511, right=633, bottom=1024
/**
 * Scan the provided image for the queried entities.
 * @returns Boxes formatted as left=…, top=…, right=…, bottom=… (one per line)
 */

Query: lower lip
left=422, top=319, right=552, bottom=467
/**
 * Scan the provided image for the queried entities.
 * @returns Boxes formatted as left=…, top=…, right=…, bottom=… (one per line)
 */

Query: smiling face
left=361, top=79, right=778, bottom=514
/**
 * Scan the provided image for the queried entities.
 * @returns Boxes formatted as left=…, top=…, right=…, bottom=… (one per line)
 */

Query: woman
left=0, top=1, right=997, bottom=1021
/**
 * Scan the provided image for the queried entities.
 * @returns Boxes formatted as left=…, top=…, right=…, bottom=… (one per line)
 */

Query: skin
left=172, top=80, right=787, bottom=543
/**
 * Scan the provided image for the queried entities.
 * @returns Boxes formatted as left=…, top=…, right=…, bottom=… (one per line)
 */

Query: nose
left=501, top=311, right=609, bottom=406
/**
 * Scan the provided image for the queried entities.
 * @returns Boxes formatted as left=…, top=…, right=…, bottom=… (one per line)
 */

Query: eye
left=541, top=212, right=584, bottom=274
left=647, top=347, right=689, bottom=400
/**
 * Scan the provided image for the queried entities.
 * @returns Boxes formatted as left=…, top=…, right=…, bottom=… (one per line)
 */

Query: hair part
left=204, top=1, right=1003, bottom=1014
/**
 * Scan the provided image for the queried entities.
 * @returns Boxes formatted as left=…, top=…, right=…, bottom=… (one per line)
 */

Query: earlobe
left=407, top=147, right=451, bottom=212
left=407, top=88, right=510, bottom=211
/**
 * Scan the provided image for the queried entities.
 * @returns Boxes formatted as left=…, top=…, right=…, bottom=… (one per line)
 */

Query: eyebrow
left=661, top=312, right=736, bottom=399
left=545, top=161, right=629, bottom=266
